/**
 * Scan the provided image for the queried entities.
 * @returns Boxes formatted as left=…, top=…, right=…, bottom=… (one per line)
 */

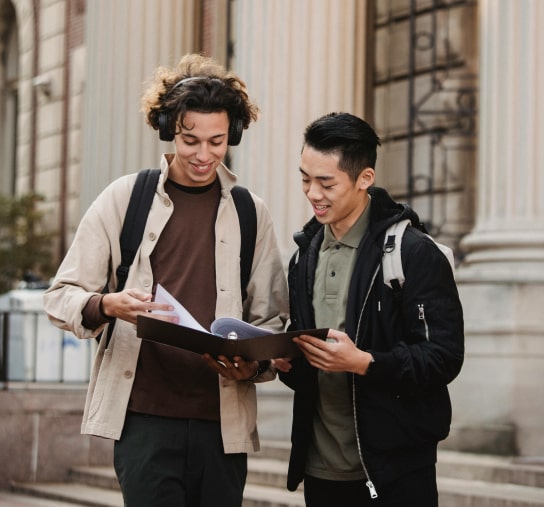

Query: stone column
left=80, top=0, right=198, bottom=216
left=450, top=0, right=544, bottom=456
left=229, top=0, right=368, bottom=258
left=461, top=0, right=544, bottom=281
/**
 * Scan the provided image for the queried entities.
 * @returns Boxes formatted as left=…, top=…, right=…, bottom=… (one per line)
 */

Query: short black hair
left=303, top=112, right=381, bottom=181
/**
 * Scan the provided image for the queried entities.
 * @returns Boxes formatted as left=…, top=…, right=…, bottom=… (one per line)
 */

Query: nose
left=305, top=181, right=323, bottom=201
left=195, top=143, right=211, bottom=161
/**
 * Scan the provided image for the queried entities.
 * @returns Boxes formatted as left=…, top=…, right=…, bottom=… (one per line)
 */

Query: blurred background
left=0, top=0, right=543, bottom=503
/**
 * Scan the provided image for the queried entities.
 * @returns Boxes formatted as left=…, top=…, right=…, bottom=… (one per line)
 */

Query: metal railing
left=0, top=310, right=93, bottom=388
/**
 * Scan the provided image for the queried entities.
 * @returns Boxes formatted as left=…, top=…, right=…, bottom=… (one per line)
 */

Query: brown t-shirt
left=83, top=177, right=223, bottom=420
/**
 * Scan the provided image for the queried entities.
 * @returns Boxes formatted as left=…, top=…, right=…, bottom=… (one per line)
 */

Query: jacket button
left=124, top=370, right=133, bottom=379
left=149, top=232, right=157, bottom=241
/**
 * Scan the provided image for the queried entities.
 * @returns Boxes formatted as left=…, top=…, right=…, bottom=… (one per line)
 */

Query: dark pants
left=114, top=412, right=247, bottom=507
left=304, top=465, right=438, bottom=507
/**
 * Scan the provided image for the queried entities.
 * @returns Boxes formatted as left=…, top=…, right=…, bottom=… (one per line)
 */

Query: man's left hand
left=293, top=329, right=373, bottom=375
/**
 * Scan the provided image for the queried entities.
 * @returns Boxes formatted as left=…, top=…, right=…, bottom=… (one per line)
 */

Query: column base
left=449, top=280, right=544, bottom=457
left=459, top=228, right=544, bottom=282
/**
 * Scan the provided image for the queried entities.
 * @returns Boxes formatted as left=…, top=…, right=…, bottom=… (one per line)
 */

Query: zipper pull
left=366, top=480, right=378, bottom=499
left=418, top=303, right=425, bottom=320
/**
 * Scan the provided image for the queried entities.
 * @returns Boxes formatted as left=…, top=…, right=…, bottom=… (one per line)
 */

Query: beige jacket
left=44, top=157, right=288, bottom=453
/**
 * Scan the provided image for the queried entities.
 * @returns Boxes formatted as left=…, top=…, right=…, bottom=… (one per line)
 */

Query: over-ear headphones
left=158, top=76, right=244, bottom=146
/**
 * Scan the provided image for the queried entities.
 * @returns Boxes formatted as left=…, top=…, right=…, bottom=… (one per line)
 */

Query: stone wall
left=0, top=386, right=112, bottom=489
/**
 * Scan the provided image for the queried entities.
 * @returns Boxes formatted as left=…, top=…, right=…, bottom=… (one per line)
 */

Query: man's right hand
left=101, top=288, right=177, bottom=325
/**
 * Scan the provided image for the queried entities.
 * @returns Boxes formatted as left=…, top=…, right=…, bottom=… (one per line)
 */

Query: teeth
left=315, top=205, right=327, bottom=210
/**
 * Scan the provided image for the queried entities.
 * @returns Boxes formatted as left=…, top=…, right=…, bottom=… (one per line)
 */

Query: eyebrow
left=181, top=132, right=227, bottom=141
left=299, top=167, right=335, bottom=181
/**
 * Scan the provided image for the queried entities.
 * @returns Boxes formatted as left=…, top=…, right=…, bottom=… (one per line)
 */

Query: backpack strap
left=382, top=218, right=456, bottom=299
left=231, top=185, right=257, bottom=301
left=116, top=169, right=161, bottom=292
left=99, top=169, right=160, bottom=345
left=382, top=219, right=410, bottom=296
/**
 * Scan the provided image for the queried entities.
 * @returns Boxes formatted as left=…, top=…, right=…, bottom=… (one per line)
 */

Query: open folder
left=135, top=284, right=328, bottom=361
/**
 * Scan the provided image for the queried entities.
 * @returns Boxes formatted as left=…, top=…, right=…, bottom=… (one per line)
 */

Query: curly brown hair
left=141, top=53, right=259, bottom=142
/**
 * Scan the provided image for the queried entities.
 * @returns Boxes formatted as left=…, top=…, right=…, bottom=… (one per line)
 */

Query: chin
left=314, top=215, right=330, bottom=225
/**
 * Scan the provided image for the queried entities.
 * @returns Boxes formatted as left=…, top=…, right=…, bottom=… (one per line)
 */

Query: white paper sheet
left=153, top=283, right=207, bottom=333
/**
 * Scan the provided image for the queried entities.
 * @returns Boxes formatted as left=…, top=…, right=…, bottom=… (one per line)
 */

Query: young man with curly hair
left=44, top=54, right=288, bottom=507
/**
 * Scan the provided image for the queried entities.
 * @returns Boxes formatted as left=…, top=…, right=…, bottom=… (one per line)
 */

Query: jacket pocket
left=358, top=386, right=452, bottom=451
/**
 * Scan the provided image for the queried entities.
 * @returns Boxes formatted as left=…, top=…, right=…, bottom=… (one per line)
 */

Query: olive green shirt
left=306, top=201, right=371, bottom=481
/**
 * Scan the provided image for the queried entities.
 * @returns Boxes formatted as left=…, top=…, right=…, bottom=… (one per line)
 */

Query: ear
left=357, top=167, right=375, bottom=190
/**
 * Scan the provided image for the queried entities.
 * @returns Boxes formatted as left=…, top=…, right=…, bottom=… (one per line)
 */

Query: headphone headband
left=169, top=76, right=219, bottom=93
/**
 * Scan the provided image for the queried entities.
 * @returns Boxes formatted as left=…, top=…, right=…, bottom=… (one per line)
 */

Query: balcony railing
left=0, top=310, right=94, bottom=388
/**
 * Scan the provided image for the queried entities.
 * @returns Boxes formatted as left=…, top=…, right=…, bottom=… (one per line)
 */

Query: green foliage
left=0, top=192, right=55, bottom=294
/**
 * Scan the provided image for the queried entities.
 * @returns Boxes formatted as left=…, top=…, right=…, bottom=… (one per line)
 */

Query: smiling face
left=168, top=110, right=230, bottom=187
left=300, top=145, right=375, bottom=239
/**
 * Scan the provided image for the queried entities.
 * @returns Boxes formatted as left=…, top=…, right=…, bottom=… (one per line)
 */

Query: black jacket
left=279, top=187, right=464, bottom=495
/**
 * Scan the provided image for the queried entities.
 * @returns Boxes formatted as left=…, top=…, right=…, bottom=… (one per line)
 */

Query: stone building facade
left=0, top=0, right=543, bottom=485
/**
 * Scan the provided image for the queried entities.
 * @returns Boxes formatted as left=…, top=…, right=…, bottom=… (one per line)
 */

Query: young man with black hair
left=44, top=54, right=288, bottom=507
left=278, top=112, right=464, bottom=506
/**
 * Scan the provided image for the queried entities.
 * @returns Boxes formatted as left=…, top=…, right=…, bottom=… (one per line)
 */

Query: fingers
left=327, top=328, right=346, bottom=342
left=293, top=329, right=354, bottom=372
left=104, top=289, right=175, bottom=324
left=125, top=288, right=153, bottom=302
left=293, top=333, right=327, bottom=349
left=202, top=354, right=257, bottom=380
left=271, top=357, right=292, bottom=372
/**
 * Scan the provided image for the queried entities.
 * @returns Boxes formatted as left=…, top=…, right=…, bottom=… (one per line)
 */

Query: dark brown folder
left=136, top=315, right=328, bottom=361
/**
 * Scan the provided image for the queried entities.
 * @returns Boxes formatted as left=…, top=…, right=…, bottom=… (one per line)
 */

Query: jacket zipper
left=418, top=303, right=429, bottom=340
left=352, top=264, right=380, bottom=499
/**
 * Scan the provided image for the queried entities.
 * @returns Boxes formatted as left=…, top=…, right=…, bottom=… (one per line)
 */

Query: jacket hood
left=367, top=186, right=424, bottom=238
left=293, top=186, right=424, bottom=250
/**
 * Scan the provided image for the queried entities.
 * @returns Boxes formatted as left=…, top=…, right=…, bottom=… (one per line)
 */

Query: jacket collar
left=159, top=154, right=238, bottom=197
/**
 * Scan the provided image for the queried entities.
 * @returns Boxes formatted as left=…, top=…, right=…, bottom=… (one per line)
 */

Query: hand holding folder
left=136, top=284, right=328, bottom=362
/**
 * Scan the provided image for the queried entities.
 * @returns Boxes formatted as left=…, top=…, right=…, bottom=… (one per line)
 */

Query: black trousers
left=304, top=465, right=438, bottom=507
left=114, top=412, right=247, bottom=507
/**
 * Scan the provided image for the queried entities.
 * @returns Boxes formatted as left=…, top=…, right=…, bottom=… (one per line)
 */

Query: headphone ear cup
left=158, top=112, right=174, bottom=141
left=228, top=118, right=244, bottom=146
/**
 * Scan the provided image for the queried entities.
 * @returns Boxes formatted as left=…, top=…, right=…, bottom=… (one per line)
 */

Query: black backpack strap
left=231, top=185, right=257, bottom=301
left=116, top=169, right=161, bottom=292
left=98, top=168, right=160, bottom=345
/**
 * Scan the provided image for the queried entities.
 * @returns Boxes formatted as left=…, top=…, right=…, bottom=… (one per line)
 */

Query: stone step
left=0, top=491, right=85, bottom=507
left=68, top=466, right=120, bottom=492
left=438, top=450, right=544, bottom=488
left=259, top=440, right=292, bottom=462
left=9, top=482, right=122, bottom=507
left=247, top=457, right=290, bottom=489
left=8, top=477, right=544, bottom=507
left=7, top=442, right=544, bottom=507
left=438, top=476, right=544, bottom=507
left=242, top=484, right=304, bottom=507
left=257, top=442, right=544, bottom=489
